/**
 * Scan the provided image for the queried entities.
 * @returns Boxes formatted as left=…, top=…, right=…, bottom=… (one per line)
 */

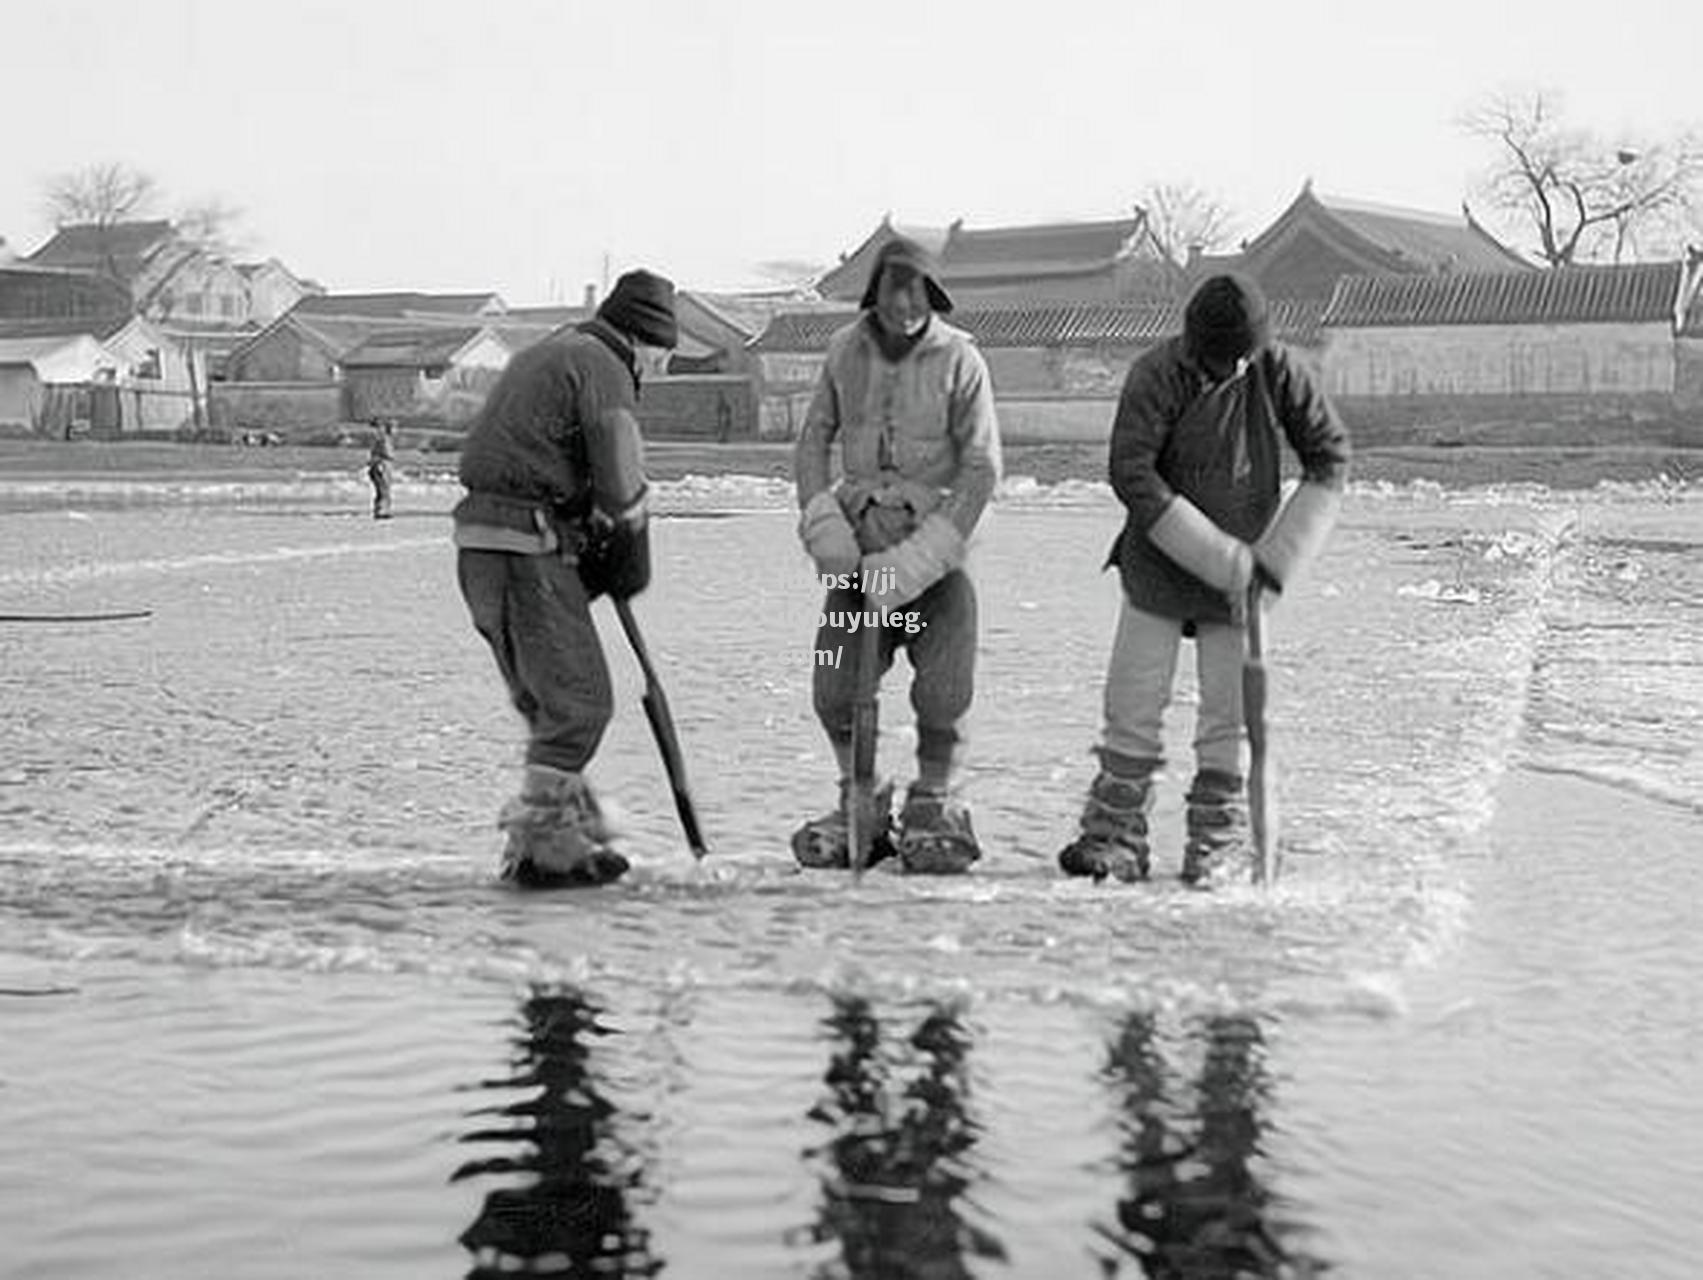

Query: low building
left=0, top=314, right=198, bottom=436
left=0, top=331, right=115, bottom=435
left=339, top=325, right=511, bottom=425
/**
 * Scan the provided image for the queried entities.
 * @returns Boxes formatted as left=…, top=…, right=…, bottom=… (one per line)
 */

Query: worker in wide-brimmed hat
left=792, top=236, right=1003, bottom=875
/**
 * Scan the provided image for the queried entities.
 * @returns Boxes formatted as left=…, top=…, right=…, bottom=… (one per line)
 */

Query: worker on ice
left=452, top=269, right=678, bottom=887
left=792, top=237, right=1003, bottom=874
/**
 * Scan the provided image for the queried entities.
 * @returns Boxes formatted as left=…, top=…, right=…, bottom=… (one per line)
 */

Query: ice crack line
left=0, top=538, right=443, bottom=588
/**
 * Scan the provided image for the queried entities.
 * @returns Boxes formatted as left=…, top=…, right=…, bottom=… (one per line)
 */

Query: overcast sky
left=3, top=0, right=1697, bottom=303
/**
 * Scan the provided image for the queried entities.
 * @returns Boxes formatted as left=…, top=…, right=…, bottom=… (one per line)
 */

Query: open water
left=0, top=467, right=1698, bottom=1278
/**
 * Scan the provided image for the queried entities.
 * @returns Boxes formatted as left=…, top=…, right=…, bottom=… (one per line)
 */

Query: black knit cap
left=858, top=236, right=953, bottom=314
left=1184, top=272, right=1270, bottom=368
left=597, top=269, right=679, bottom=348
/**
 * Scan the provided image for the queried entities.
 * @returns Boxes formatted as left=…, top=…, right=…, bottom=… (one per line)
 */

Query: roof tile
left=1323, top=263, right=1685, bottom=327
left=752, top=298, right=1326, bottom=352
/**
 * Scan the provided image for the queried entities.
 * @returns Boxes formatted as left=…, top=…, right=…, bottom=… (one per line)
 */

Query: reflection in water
left=452, top=985, right=660, bottom=1278
left=798, top=994, right=1007, bottom=1278
left=1095, top=1012, right=1326, bottom=1279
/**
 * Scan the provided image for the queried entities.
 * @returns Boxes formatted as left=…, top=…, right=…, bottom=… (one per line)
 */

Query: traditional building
left=1211, top=184, right=1532, bottom=300
left=0, top=313, right=197, bottom=436
left=817, top=212, right=1185, bottom=308
left=755, top=188, right=1552, bottom=443
left=339, top=325, right=511, bottom=424
left=226, top=311, right=389, bottom=383
left=26, top=220, right=253, bottom=324
left=0, top=330, right=115, bottom=435
left=219, top=308, right=512, bottom=432
left=21, top=221, right=329, bottom=389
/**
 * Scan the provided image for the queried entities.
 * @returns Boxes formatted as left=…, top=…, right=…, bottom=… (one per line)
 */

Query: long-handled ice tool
left=1243, top=582, right=1278, bottom=885
left=614, top=598, right=708, bottom=858
left=846, top=619, right=881, bottom=878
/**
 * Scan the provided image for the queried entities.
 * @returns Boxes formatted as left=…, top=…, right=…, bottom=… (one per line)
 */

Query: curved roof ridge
left=1315, top=192, right=1463, bottom=227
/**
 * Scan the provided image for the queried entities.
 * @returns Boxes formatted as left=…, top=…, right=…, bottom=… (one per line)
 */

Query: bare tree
left=42, top=161, right=159, bottom=229
left=175, top=197, right=249, bottom=259
left=1139, top=181, right=1240, bottom=267
left=1461, top=89, right=1703, bottom=265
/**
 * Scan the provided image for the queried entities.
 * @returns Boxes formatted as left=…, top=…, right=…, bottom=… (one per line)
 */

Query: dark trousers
left=369, top=462, right=393, bottom=518
left=458, top=550, right=611, bottom=773
left=811, top=569, right=977, bottom=779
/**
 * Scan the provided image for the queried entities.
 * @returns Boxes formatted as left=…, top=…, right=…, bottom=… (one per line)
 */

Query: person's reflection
left=1095, top=1011, right=1324, bottom=1278
left=798, top=993, right=1006, bottom=1278
left=452, top=984, right=659, bottom=1278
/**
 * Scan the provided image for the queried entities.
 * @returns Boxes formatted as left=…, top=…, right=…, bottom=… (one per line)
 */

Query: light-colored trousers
left=1100, top=599, right=1249, bottom=778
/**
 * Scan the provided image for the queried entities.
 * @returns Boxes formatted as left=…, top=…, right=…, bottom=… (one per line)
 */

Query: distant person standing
left=452, top=269, right=679, bottom=887
left=715, top=391, right=733, bottom=444
left=367, top=418, right=396, bottom=520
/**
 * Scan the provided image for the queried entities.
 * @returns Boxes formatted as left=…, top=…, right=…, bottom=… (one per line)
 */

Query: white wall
left=1323, top=322, right=1675, bottom=397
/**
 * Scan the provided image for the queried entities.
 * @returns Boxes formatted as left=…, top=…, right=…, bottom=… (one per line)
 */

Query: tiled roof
left=815, top=217, right=1150, bottom=298
left=1322, top=262, right=1687, bottom=327
left=340, top=325, right=486, bottom=369
left=286, top=314, right=387, bottom=357
left=1318, top=194, right=1531, bottom=273
left=816, top=222, right=951, bottom=299
left=1230, top=187, right=1532, bottom=286
left=752, top=298, right=1327, bottom=353
left=293, top=291, right=503, bottom=317
left=683, top=289, right=817, bottom=338
left=250, top=311, right=515, bottom=364
left=746, top=309, right=855, bottom=352
left=942, top=217, right=1141, bottom=280
left=26, top=220, right=176, bottom=275
left=502, top=304, right=593, bottom=326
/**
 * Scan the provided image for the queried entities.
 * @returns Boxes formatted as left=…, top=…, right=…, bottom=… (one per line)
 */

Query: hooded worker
left=453, top=268, right=678, bottom=887
left=792, top=236, right=1003, bottom=874
left=1056, top=272, right=1351, bottom=888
